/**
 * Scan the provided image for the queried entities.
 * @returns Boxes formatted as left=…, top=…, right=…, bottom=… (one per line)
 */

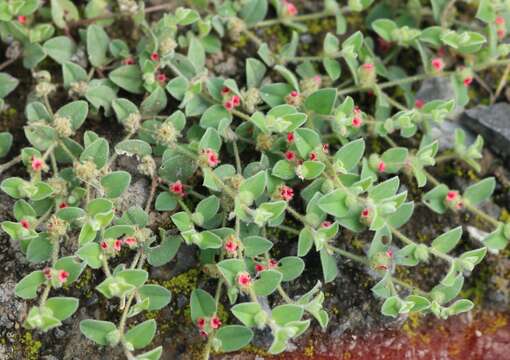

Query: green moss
left=14, top=332, right=42, bottom=360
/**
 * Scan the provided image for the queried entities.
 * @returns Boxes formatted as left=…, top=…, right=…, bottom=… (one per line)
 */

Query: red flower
left=43, top=267, right=52, bottom=280
left=150, top=52, right=159, bottom=61
left=199, top=330, right=208, bottom=337
left=203, top=148, right=220, bottom=167
left=321, top=221, right=332, bottom=228
left=58, top=270, right=69, bottom=283
left=124, top=237, right=137, bottom=246
left=113, top=239, right=122, bottom=251
left=31, top=157, right=43, bottom=172
left=122, top=57, right=135, bottom=65
left=285, top=150, right=296, bottom=161
left=361, top=208, right=370, bottom=218
left=20, top=219, right=30, bottom=230
left=156, top=73, right=167, bottom=84
left=224, top=238, right=238, bottom=254
left=210, top=315, right=222, bottom=329
left=18, top=16, right=26, bottom=25
left=362, top=63, right=374, bottom=71
left=497, top=29, right=506, bottom=40
left=322, top=144, right=329, bottom=154
left=279, top=185, right=294, bottom=201
left=287, top=132, right=295, bottom=143
left=496, top=16, right=505, bottom=26
left=255, top=263, right=266, bottom=273
left=463, top=76, right=473, bottom=87
left=446, top=190, right=458, bottom=202
left=237, top=272, right=252, bottom=287
left=100, top=241, right=108, bottom=250
left=284, top=1, right=298, bottom=16
left=377, top=161, right=386, bottom=173
left=224, top=100, right=234, bottom=111
left=415, top=99, right=425, bottom=109
left=232, top=95, right=240, bottom=107
left=431, top=57, right=444, bottom=71
left=386, top=249, right=393, bottom=258
left=290, top=90, right=298, bottom=97
left=221, top=86, right=230, bottom=95
left=351, top=117, right=362, bottom=128
left=197, top=317, right=206, bottom=329
left=59, top=202, right=68, bottom=209
left=309, top=152, right=318, bottom=161
left=268, top=259, right=278, bottom=269
left=170, top=180, right=185, bottom=197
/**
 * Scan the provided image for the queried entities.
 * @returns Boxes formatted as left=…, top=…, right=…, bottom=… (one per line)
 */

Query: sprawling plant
left=1, top=0, right=510, bottom=358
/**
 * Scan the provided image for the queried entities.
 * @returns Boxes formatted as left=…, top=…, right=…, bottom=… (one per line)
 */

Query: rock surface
left=461, top=103, right=510, bottom=159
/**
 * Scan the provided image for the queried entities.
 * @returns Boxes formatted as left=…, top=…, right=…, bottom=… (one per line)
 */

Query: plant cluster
left=1, top=0, right=510, bottom=358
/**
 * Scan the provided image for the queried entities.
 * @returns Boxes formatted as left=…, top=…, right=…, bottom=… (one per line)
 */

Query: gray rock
left=431, top=120, right=475, bottom=151
left=116, top=178, right=149, bottom=213
left=461, top=103, right=510, bottom=159
left=0, top=276, right=27, bottom=337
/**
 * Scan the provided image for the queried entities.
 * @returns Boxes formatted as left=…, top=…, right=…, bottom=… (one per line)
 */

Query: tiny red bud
left=59, top=202, right=68, bottom=209
left=114, top=239, right=122, bottom=251
left=210, top=315, right=222, bottom=329
left=20, top=219, right=30, bottom=230
left=58, top=270, right=69, bottom=283
left=237, top=272, right=252, bottom=287
left=279, top=185, right=294, bottom=202
left=285, top=150, right=296, bottom=161
left=309, top=152, right=318, bottom=161
left=496, top=16, right=505, bottom=26
left=197, top=318, right=206, bottom=329
left=290, top=90, right=298, bottom=97
left=268, top=259, right=278, bottom=269
left=221, top=86, right=230, bottom=95
left=150, top=52, right=159, bottom=61
left=446, top=190, right=458, bottom=202
left=431, top=57, right=444, bottom=72
left=377, top=161, right=386, bottom=173
left=255, top=263, right=266, bottom=273
left=415, top=99, right=425, bottom=109
left=231, top=95, right=240, bottom=107
left=224, top=100, right=233, bottom=111
left=351, top=117, right=362, bottom=128
left=18, top=16, right=26, bottom=25
left=287, top=132, right=295, bottom=143
left=463, top=76, right=473, bottom=87
left=100, top=241, right=108, bottom=250
left=170, top=180, right=185, bottom=197
left=321, top=221, right=332, bottom=228
left=361, top=208, right=370, bottom=218
left=224, top=238, right=238, bottom=254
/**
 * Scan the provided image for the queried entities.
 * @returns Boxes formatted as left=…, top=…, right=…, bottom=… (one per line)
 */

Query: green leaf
left=239, top=171, right=266, bottom=205
left=141, top=87, right=167, bottom=115
left=320, top=249, right=338, bottom=283
left=135, top=346, right=163, bottom=360
left=447, top=299, right=474, bottom=315
left=147, top=235, right=182, bottom=267
left=15, top=270, right=45, bottom=299
left=117, top=269, right=148, bottom=288
left=381, top=296, right=400, bottom=317
left=0, top=72, right=19, bottom=98
left=294, top=128, right=321, bottom=158
left=77, top=243, right=102, bottom=269
left=242, top=236, right=273, bottom=257
left=109, top=65, right=143, bottom=94
left=154, top=192, right=177, bottom=211
left=139, top=285, right=172, bottom=311
left=272, top=304, right=304, bottom=326
left=304, top=88, right=337, bottom=115
left=371, top=19, right=397, bottom=41
left=300, top=160, right=325, bottom=180
left=80, top=138, right=109, bottom=168
left=253, top=270, right=282, bottom=296
left=51, top=0, right=79, bottom=29
left=334, top=138, right=365, bottom=172
left=62, top=62, right=88, bottom=88
left=101, top=171, right=131, bottom=198
left=277, top=256, right=305, bottom=281
left=368, top=177, right=399, bottom=201
left=240, top=0, right=268, bottom=26
left=200, top=104, right=232, bottom=130
left=80, top=319, right=117, bottom=346
left=0, top=132, right=13, bottom=157
left=215, top=325, right=253, bottom=352
left=45, top=297, right=79, bottom=321
left=27, top=234, right=53, bottom=263
left=87, top=25, right=109, bottom=67
left=43, top=36, right=75, bottom=64
left=231, top=302, right=263, bottom=327
left=272, top=160, right=295, bottom=180
left=217, top=259, right=246, bottom=286
left=124, top=319, right=157, bottom=350
left=115, top=139, right=152, bottom=157
left=246, top=58, right=266, bottom=88
left=56, top=100, right=88, bottom=130
left=432, top=227, right=462, bottom=254
left=298, top=227, right=314, bottom=257
left=318, top=189, right=348, bottom=217
left=190, top=289, right=216, bottom=322
left=463, top=177, right=495, bottom=206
